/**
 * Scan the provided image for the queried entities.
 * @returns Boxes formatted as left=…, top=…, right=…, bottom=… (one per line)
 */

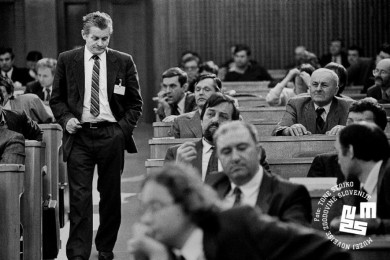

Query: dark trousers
left=66, top=123, right=125, bottom=259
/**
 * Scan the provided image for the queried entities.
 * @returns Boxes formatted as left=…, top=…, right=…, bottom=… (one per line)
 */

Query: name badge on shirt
left=114, top=79, right=125, bottom=95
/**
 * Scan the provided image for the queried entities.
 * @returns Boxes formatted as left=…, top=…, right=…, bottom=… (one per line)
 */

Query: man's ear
left=81, top=30, right=87, bottom=40
left=256, top=143, right=262, bottom=159
left=182, top=83, right=189, bottom=92
left=347, top=144, right=354, bottom=159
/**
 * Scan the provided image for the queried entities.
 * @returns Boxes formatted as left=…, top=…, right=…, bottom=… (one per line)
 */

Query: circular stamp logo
left=313, top=181, right=375, bottom=250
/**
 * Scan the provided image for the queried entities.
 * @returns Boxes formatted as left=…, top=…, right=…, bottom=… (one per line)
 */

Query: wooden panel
left=240, top=107, right=285, bottom=121
left=64, top=3, right=89, bottom=50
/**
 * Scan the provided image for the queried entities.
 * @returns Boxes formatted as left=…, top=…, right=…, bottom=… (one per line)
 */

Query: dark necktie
left=316, top=107, right=325, bottom=130
left=171, top=104, right=179, bottom=115
left=90, top=55, right=100, bottom=117
left=45, top=88, right=51, bottom=102
left=233, top=187, right=242, bottom=207
left=206, top=146, right=218, bottom=176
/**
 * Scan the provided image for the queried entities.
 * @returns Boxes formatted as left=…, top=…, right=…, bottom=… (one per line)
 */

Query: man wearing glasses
left=367, top=59, right=390, bottom=103
left=273, top=68, right=353, bottom=136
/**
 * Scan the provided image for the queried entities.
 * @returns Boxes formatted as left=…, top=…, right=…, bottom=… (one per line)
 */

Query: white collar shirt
left=223, top=166, right=263, bottom=208
left=1, top=67, right=13, bottom=79
left=178, top=228, right=204, bottom=260
left=363, top=160, right=382, bottom=202
left=314, top=101, right=332, bottom=122
left=177, top=93, right=186, bottom=115
left=81, top=46, right=116, bottom=123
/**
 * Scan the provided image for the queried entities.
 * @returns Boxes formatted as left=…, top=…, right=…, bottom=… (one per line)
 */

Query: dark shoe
left=98, top=251, right=114, bottom=260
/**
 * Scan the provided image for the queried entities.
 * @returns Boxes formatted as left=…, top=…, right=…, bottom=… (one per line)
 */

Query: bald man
left=273, top=68, right=353, bottom=136
left=367, top=58, right=390, bottom=103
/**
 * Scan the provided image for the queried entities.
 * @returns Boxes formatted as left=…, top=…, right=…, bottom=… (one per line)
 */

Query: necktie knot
left=92, top=55, right=99, bottom=61
left=316, top=107, right=325, bottom=116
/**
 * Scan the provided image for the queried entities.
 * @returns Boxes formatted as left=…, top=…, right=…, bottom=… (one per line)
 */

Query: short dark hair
left=142, top=163, right=221, bottom=227
left=26, top=51, right=43, bottom=62
left=199, top=61, right=219, bottom=75
left=162, top=67, right=188, bottom=87
left=82, top=11, right=113, bottom=34
left=339, top=122, right=390, bottom=161
left=324, top=62, right=347, bottom=95
left=200, top=93, right=240, bottom=120
left=349, top=99, right=388, bottom=130
left=348, top=45, right=363, bottom=56
left=378, top=42, right=390, bottom=56
left=194, top=73, right=221, bottom=92
left=0, top=47, right=14, bottom=59
left=298, top=63, right=315, bottom=75
left=234, top=44, right=251, bottom=56
left=183, top=55, right=200, bottom=67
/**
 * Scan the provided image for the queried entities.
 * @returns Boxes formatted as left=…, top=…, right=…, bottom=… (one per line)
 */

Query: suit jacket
left=307, top=152, right=345, bottom=184
left=50, top=47, right=143, bottom=161
left=319, top=52, right=349, bottom=68
left=1, top=109, right=42, bottom=141
left=168, top=110, right=202, bottom=138
left=273, top=96, right=352, bottom=135
left=156, top=93, right=197, bottom=121
left=366, top=85, right=390, bottom=104
left=9, top=94, right=52, bottom=123
left=10, top=66, right=34, bottom=86
left=25, top=81, right=45, bottom=101
left=201, top=206, right=350, bottom=260
left=205, top=170, right=312, bottom=226
left=0, top=128, right=25, bottom=164
left=164, top=139, right=270, bottom=174
left=376, top=158, right=390, bottom=234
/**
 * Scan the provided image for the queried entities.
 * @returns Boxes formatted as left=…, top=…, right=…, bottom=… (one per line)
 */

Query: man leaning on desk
left=273, top=68, right=353, bottom=136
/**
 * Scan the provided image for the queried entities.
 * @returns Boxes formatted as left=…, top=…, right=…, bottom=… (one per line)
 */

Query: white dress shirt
left=177, top=93, right=187, bottom=115
left=81, top=47, right=116, bottom=123
left=178, top=228, right=205, bottom=260
left=201, top=138, right=222, bottom=181
left=314, top=101, right=332, bottom=122
left=1, top=67, right=13, bottom=79
left=362, top=160, right=382, bottom=202
left=42, top=86, right=53, bottom=101
left=223, top=166, right=263, bottom=208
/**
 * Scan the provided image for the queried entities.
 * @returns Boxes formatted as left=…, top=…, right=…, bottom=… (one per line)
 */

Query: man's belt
left=81, top=121, right=116, bottom=129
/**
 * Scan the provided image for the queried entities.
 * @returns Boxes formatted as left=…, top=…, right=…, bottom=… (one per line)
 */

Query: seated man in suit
left=168, top=73, right=221, bottom=138
left=273, top=68, right=352, bottom=136
left=319, top=39, right=349, bottom=68
left=165, top=93, right=241, bottom=181
left=0, top=75, right=53, bottom=123
left=367, top=58, right=390, bottom=103
left=156, top=67, right=197, bottom=121
left=128, top=163, right=351, bottom=260
left=25, top=58, right=57, bottom=103
left=0, top=128, right=25, bottom=164
left=206, top=121, right=312, bottom=226
left=0, top=47, right=34, bottom=86
left=332, top=123, right=390, bottom=234
left=308, top=98, right=388, bottom=183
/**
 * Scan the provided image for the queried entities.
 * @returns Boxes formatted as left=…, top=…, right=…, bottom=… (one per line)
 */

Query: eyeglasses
left=373, top=69, right=390, bottom=77
left=140, top=200, right=177, bottom=216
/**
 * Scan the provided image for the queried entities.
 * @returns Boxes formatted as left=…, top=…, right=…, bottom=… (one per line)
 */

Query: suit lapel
left=72, top=48, right=85, bottom=100
left=189, top=111, right=202, bottom=137
left=106, top=49, right=119, bottom=101
left=326, top=98, right=339, bottom=128
left=256, top=171, right=273, bottom=213
left=304, top=100, right=316, bottom=133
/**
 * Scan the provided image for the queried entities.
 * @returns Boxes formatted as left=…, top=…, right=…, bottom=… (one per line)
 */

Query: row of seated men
left=150, top=66, right=390, bottom=235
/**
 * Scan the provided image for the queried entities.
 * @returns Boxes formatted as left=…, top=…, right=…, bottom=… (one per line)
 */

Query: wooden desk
left=240, top=107, right=285, bottom=121
left=343, top=85, right=363, bottom=95
left=0, top=164, right=24, bottom=260
left=268, top=69, right=286, bottom=80
left=22, top=141, right=46, bottom=259
left=145, top=157, right=313, bottom=179
left=153, top=122, right=173, bottom=138
left=222, top=81, right=270, bottom=93
left=236, top=96, right=268, bottom=107
left=347, top=93, right=366, bottom=100
left=149, top=135, right=336, bottom=159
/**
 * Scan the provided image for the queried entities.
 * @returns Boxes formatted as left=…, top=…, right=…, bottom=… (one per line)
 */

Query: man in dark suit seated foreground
left=332, top=123, right=390, bottom=234
left=128, top=163, right=350, bottom=260
left=308, top=98, right=388, bottom=183
left=156, top=67, right=197, bottom=121
left=206, top=121, right=312, bottom=226
left=168, top=73, right=221, bottom=138
left=273, top=68, right=352, bottom=136
left=0, top=128, right=25, bottom=164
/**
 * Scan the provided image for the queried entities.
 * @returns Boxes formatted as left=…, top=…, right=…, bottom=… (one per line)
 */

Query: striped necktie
left=91, top=55, right=100, bottom=117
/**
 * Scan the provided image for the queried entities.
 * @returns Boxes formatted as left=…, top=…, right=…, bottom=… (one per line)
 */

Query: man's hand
left=286, top=68, right=300, bottom=80
left=283, top=124, right=312, bottom=136
left=163, top=115, right=178, bottom=123
left=66, top=118, right=82, bottom=134
left=300, top=71, right=311, bottom=87
left=128, top=223, right=171, bottom=260
left=326, top=125, right=345, bottom=136
left=176, top=142, right=197, bottom=163
left=157, top=90, right=171, bottom=117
